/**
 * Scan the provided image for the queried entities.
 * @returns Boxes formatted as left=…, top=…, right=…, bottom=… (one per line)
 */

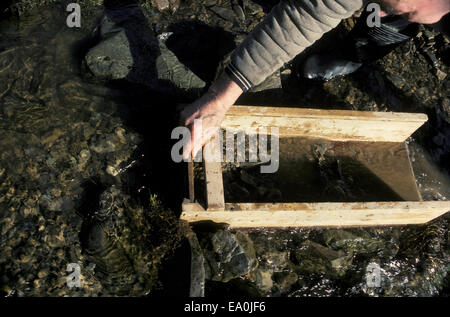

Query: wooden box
left=181, top=106, right=450, bottom=229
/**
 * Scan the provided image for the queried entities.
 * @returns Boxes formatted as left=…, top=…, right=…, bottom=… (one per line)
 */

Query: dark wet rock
left=320, top=229, right=387, bottom=255
left=291, top=240, right=353, bottom=277
left=431, top=103, right=450, bottom=167
left=85, top=5, right=205, bottom=94
left=205, top=277, right=262, bottom=296
left=79, top=185, right=187, bottom=295
left=231, top=1, right=245, bottom=23
left=259, top=250, right=290, bottom=272
left=228, top=182, right=250, bottom=198
left=201, top=230, right=257, bottom=283
left=164, top=20, right=237, bottom=83
left=157, top=40, right=206, bottom=90
left=209, top=6, right=239, bottom=24
left=240, top=169, right=258, bottom=187
left=186, top=228, right=205, bottom=297
left=85, top=25, right=133, bottom=80
left=273, top=272, right=298, bottom=294
left=223, top=163, right=287, bottom=202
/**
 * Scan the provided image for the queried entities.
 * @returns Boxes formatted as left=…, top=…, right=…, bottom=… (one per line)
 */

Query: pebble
left=106, top=165, right=120, bottom=176
left=79, top=149, right=90, bottom=160
left=20, top=254, right=30, bottom=263
left=253, top=269, right=273, bottom=293
left=33, top=279, right=41, bottom=288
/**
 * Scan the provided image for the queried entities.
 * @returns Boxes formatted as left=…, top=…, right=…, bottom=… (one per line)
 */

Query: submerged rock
left=252, top=269, right=273, bottom=293
left=150, top=0, right=180, bottom=13
left=79, top=185, right=186, bottom=295
left=291, top=240, right=353, bottom=277
left=321, top=229, right=388, bottom=255
left=201, top=230, right=257, bottom=283
left=231, top=1, right=245, bottom=23
left=273, top=272, right=298, bottom=293
left=85, top=4, right=205, bottom=94
left=186, top=229, right=205, bottom=297
left=209, top=6, right=239, bottom=24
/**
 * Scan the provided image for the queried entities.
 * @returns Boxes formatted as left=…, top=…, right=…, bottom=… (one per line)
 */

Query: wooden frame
left=182, top=201, right=450, bottom=229
left=221, top=106, right=428, bottom=142
left=181, top=106, right=450, bottom=229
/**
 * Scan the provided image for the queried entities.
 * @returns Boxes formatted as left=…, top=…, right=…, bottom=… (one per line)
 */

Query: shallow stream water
left=0, top=2, right=188, bottom=296
left=1, top=2, right=449, bottom=297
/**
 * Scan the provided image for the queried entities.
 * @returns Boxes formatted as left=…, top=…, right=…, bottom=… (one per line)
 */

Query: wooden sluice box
left=180, top=105, right=450, bottom=229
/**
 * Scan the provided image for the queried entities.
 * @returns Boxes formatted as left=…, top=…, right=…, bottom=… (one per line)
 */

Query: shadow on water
left=165, top=20, right=236, bottom=83
left=79, top=0, right=194, bottom=211
left=68, top=0, right=198, bottom=295
left=84, top=1, right=238, bottom=212
left=75, top=0, right=243, bottom=295
left=148, top=236, right=192, bottom=296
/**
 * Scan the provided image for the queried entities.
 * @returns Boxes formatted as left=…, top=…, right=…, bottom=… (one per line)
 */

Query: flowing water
left=1, top=1, right=449, bottom=297
left=0, top=2, right=187, bottom=296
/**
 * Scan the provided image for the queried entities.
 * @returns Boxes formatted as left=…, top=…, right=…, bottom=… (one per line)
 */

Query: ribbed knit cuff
left=225, top=62, right=253, bottom=92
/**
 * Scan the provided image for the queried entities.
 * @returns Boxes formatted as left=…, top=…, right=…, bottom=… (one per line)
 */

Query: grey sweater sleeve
left=225, top=0, right=364, bottom=91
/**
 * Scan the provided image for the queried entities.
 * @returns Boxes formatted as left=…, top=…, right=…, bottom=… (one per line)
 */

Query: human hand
left=179, top=72, right=244, bottom=160
left=180, top=92, right=228, bottom=160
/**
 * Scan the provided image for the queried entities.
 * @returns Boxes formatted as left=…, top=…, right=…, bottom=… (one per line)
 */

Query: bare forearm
left=208, top=72, right=243, bottom=113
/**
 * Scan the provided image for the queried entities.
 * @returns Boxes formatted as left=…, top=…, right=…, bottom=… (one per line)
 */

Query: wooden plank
left=222, top=106, right=428, bottom=142
left=226, top=106, right=429, bottom=121
left=180, top=201, right=450, bottom=228
left=332, top=142, right=422, bottom=201
left=203, top=135, right=225, bottom=211
left=275, top=139, right=421, bottom=202
left=187, top=160, right=195, bottom=202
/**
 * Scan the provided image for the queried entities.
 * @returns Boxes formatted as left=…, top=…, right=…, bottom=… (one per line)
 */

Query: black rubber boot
left=299, top=9, right=419, bottom=81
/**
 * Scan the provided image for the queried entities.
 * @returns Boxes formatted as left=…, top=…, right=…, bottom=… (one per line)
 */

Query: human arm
left=182, top=0, right=364, bottom=159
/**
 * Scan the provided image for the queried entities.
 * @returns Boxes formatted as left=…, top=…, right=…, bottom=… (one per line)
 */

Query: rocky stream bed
left=0, top=0, right=450, bottom=297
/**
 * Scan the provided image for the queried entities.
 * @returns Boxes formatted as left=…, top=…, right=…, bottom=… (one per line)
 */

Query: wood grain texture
left=203, top=135, right=225, bottom=210
left=222, top=106, right=428, bottom=142
left=180, top=201, right=450, bottom=228
left=331, top=141, right=422, bottom=201
left=188, top=160, right=195, bottom=202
